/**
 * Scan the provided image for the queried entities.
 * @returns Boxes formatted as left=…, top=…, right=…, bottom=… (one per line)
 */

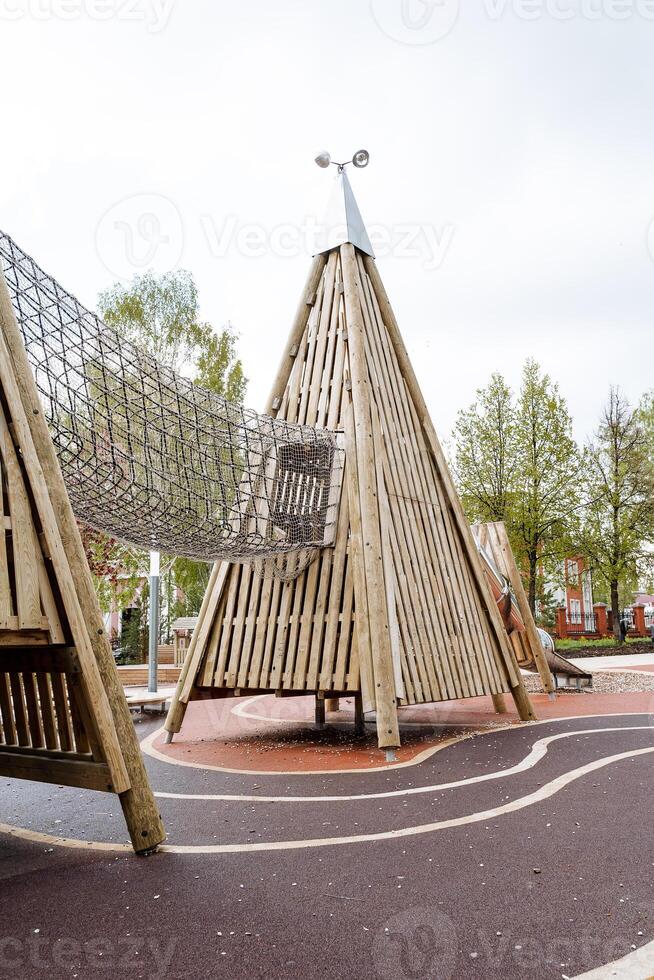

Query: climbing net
left=0, top=232, right=343, bottom=567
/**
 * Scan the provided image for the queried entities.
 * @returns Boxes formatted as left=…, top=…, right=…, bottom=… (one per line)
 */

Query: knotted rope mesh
left=0, top=232, right=343, bottom=569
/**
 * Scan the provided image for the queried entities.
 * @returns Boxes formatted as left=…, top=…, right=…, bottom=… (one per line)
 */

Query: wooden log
left=341, top=245, right=400, bottom=748
left=0, top=270, right=164, bottom=852
left=492, top=693, right=508, bottom=714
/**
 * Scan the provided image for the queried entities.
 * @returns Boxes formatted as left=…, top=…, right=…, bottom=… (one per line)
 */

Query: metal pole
left=148, top=550, right=160, bottom=693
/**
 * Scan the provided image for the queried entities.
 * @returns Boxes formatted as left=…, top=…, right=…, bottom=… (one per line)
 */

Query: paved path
left=566, top=652, right=654, bottom=671
left=1, top=709, right=653, bottom=979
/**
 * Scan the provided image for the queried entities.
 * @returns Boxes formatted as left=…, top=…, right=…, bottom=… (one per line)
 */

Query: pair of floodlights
left=315, top=149, right=370, bottom=172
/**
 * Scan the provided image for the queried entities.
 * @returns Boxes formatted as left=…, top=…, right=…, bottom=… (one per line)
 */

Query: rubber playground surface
left=1, top=687, right=653, bottom=979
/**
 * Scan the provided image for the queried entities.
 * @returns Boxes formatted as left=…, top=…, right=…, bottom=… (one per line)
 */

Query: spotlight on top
left=314, top=149, right=370, bottom=172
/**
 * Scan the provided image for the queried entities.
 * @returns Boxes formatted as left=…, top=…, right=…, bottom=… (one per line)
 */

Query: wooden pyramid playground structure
left=0, top=268, right=164, bottom=854
left=166, top=172, right=536, bottom=751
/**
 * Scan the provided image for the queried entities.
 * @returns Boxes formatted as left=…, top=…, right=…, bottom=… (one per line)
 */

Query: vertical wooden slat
left=9, top=673, right=29, bottom=746
left=0, top=672, right=17, bottom=744
left=35, top=673, right=58, bottom=750
left=21, top=671, right=44, bottom=748
left=50, top=673, right=73, bottom=752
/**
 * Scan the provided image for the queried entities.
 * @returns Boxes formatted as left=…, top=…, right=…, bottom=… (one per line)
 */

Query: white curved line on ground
left=0, top=743, right=652, bottom=855
left=141, top=711, right=652, bottom=776
left=139, top=723, right=465, bottom=775
left=153, top=726, right=652, bottom=802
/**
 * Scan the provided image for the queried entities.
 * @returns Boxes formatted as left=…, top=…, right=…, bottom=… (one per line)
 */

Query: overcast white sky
left=1, top=0, right=653, bottom=442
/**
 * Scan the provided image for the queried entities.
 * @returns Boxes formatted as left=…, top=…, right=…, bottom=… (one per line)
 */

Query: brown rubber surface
left=1, top=698, right=653, bottom=979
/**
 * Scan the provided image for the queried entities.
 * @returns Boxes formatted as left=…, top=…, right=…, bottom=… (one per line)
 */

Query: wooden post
left=363, top=255, right=536, bottom=723
left=492, top=694, right=507, bottom=714
left=342, top=245, right=400, bottom=748
left=325, top=697, right=340, bottom=712
left=315, top=696, right=326, bottom=729
left=0, top=270, right=165, bottom=853
left=354, top=692, right=365, bottom=735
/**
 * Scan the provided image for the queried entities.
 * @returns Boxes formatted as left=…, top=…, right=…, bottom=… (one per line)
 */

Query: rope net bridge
left=0, top=232, right=343, bottom=575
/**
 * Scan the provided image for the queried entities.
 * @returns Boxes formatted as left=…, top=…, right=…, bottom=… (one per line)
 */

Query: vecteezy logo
left=372, top=906, right=458, bottom=979
left=370, top=0, right=459, bottom=44
left=95, top=193, right=183, bottom=280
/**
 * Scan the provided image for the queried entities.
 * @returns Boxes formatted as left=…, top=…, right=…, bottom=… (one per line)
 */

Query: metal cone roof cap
left=315, top=169, right=375, bottom=258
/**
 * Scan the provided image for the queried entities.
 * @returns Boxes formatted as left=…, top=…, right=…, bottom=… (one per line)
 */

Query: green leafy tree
left=98, top=271, right=246, bottom=401
left=171, top=557, right=211, bottom=620
left=452, top=373, right=517, bottom=523
left=577, top=388, right=654, bottom=642
left=512, top=359, right=582, bottom=614
left=452, top=360, right=582, bottom=614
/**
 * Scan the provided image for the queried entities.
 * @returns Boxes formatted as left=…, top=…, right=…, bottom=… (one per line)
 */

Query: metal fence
left=565, top=610, right=597, bottom=634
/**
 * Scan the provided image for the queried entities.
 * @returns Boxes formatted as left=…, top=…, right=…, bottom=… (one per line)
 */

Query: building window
left=569, top=598, right=581, bottom=624
left=566, top=559, right=580, bottom=587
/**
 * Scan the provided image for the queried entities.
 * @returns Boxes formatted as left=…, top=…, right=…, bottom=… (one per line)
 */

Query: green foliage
left=452, top=359, right=582, bottom=611
left=79, top=523, right=142, bottom=616
left=452, top=372, right=516, bottom=523
left=512, top=359, right=583, bottom=609
left=98, top=271, right=244, bottom=395
left=555, top=635, right=646, bottom=650
left=171, top=557, right=211, bottom=618
left=119, top=584, right=150, bottom=664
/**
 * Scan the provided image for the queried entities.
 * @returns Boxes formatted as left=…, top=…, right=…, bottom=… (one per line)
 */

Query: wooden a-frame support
left=474, top=520, right=556, bottom=696
left=166, top=246, right=536, bottom=750
left=0, top=269, right=164, bottom=855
